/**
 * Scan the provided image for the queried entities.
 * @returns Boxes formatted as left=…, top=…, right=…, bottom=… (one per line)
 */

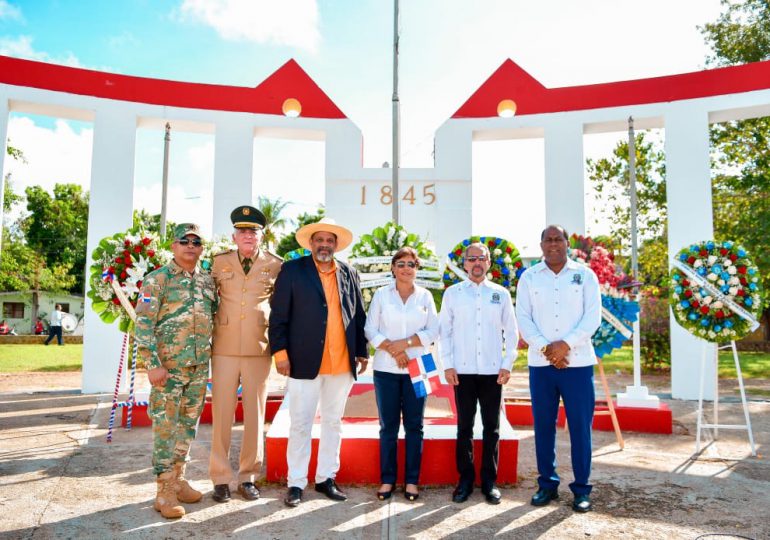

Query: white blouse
left=365, top=284, right=440, bottom=375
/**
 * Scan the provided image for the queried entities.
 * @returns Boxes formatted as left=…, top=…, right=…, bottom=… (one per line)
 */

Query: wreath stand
left=563, top=356, right=624, bottom=450
left=694, top=340, right=756, bottom=456
left=105, top=280, right=142, bottom=442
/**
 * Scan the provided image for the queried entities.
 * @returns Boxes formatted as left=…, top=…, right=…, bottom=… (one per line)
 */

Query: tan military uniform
left=208, top=248, right=283, bottom=485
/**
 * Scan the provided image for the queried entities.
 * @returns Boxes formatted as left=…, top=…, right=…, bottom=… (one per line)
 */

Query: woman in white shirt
left=365, top=247, right=439, bottom=502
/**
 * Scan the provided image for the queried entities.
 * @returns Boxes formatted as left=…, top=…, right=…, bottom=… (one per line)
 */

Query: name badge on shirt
left=491, top=292, right=501, bottom=304
left=571, top=273, right=583, bottom=285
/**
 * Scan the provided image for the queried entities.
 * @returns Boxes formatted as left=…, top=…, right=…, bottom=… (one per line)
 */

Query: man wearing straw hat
left=269, top=217, right=369, bottom=508
left=135, top=223, right=217, bottom=519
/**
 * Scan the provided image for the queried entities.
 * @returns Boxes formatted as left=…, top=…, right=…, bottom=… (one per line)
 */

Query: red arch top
left=453, top=58, right=770, bottom=118
left=0, top=55, right=347, bottom=119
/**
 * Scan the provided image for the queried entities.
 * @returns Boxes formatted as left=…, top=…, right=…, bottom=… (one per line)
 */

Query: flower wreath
left=348, top=221, right=443, bottom=310
left=670, top=240, right=763, bottom=342
left=87, top=229, right=170, bottom=332
left=443, top=236, right=522, bottom=300
left=200, top=236, right=237, bottom=272
left=569, top=234, right=639, bottom=358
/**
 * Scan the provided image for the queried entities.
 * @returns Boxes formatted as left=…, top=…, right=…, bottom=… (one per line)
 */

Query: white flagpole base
left=617, top=385, right=660, bottom=409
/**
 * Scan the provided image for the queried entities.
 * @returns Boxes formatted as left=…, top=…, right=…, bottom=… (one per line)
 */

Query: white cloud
left=178, top=0, right=321, bottom=53
left=0, top=35, right=84, bottom=68
left=0, top=0, right=22, bottom=22
left=3, top=116, right=93, bottom=194
left=133, top=184, right=214, bottom=239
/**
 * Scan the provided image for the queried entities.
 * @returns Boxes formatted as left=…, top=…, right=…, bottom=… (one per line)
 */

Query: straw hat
left=295, top=217, right=354, bottom=251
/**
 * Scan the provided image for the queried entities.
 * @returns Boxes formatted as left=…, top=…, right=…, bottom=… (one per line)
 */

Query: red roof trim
left=0, top=55, right=346, bottom=119
left=453, top=58, right=770, bottom=118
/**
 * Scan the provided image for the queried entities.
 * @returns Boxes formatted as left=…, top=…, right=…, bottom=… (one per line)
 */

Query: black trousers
left=44, top=325, right=62, bottom=345
left=454, top=374, right=502, bottom=491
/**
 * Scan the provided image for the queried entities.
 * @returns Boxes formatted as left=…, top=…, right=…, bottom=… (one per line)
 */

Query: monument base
left=504, top=398, right=672, bottom=434
left=265, top=380, right=519, bottom=485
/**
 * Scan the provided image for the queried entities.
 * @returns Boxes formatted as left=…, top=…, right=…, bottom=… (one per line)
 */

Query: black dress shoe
left=377, top=485, right=395, bottom=501
left=530, top=488, right=559, bottom=507
left=238, top=482, right=260, bottom=501
left=284, top=486, right=303, bottom=507
left=212, top=484, right=231, bottom=503
left=315, top=478, right=347, bottom=501
left=572, top=494, right=592, bottom=512
left=452, top=484, right=473, bottom=503
left=483, top=486, right=502, bottom=505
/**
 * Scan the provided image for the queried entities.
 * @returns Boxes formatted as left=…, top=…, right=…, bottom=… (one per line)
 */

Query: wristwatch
left=407, top=337, right=413, bottom=347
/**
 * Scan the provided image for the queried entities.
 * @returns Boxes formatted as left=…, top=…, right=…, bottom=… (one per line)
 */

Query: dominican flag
left=408, top=353, right=441, bottom=398
left=102, top=269, right=113, bottom=282
left=142, top=291, right=152, bottom=303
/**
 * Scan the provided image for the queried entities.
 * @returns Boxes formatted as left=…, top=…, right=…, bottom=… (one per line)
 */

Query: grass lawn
left=514, top=345, right=770, bottom=379
left=0, top=344, right=83, bottom=372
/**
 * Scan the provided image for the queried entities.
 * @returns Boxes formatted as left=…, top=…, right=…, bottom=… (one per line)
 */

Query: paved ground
left=1, top=372, right=769, bottom=539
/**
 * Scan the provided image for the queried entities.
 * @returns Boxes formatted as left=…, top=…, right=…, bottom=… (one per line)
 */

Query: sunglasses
left=394, top=261, right=418, bottom=269
left=465, top=256, right=488, bottom=262
left=178, top=238, right=203, bottom=247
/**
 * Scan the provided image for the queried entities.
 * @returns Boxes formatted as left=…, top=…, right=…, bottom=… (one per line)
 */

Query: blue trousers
left=373, top=370, right=426, bottom=485
left=529, top=365, right=595, bottom=496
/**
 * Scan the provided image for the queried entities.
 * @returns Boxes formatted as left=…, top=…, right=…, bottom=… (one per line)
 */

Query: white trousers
left=286, top=371, right=354, bottom=489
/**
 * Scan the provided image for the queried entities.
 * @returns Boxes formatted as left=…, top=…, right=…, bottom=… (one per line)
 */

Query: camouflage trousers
left=149, top=363, right=208, bottom=476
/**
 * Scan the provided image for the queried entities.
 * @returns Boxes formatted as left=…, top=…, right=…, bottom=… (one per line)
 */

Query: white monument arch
left=1, top=54, right=769, bottom=398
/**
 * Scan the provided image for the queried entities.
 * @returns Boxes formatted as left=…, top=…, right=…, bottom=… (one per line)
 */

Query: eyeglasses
left=178, top=238, right=203, bottom=247
left=465, top=256, right=488, bottom=262
left=394, top=261, right=418, bottom=269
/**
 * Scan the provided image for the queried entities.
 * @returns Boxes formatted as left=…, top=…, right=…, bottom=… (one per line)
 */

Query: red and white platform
left=265, top=378, right=519, bottom=485
left=504, top=397, right=673, bottom=434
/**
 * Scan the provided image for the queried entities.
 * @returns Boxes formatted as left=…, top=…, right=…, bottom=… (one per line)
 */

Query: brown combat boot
left=173, top=463, right=203, bottom=504
left=154, top=471, right=185, bottom=519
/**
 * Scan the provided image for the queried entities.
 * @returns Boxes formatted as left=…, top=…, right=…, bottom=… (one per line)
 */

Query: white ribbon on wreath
left=672, top=259, right=759, bottom=332
left=601, top=306, right=633, bottom=339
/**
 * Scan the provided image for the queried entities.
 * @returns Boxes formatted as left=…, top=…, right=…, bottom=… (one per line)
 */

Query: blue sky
left=1, top=0, right=726, bottom=252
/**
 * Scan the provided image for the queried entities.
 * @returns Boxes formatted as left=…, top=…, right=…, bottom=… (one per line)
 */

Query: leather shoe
left=377, top=485, right=395, bottom=501
left=483, top=486, right=502, bottom=505
left=212, top=484, right=231, bottom=503
left=237, top=482, right=260, bottom=501
left=530, top=488, right=559, bottom=507
left=284, top=486, right=302, bottom=507
left=452, top=484, right=473, bottom=503
left=572, top=494, right=592, bottom=512
left=315, top=478, right=347, bottom=501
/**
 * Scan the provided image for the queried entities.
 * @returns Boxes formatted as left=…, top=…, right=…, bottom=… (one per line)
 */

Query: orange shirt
left=273, top=259, right=350, bottom=375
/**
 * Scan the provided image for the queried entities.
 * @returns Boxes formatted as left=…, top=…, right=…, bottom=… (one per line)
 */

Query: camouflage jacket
left=135, top=259, right=218, bottom=371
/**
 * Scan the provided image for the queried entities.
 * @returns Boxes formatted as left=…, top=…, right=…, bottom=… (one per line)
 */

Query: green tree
left=23, top=184, right=89, bottom=294
left=276, top=206, right=325, bottom=256
left=133, top=209, right=175, bottom=244
left=701, top=0, right=770, bottom=314
left=0, top=226, right=76, bottom=331
left=257, top=196, right=290, bottom=251
left=586, top=132, right=669, bottom=287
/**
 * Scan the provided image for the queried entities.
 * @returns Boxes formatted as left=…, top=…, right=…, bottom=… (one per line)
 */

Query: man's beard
left=314, top=250, right=333, bottom=262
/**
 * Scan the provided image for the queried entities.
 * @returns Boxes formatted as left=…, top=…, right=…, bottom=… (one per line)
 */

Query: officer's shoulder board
left=213, top=249, right=235, bottom=258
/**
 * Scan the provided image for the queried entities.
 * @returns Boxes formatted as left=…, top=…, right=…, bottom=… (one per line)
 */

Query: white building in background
left=1, top=54, right=769, bottom=397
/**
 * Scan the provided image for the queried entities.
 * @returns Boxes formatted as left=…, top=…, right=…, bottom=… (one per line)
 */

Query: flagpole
left=617, top=116, right=659, bottom=409
left=391, top=0, right=400, bottom=225
left=159, top=122, right=171, bottom=239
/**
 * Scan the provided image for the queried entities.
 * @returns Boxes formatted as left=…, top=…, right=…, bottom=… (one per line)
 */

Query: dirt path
left=1, top=371, right=769, bottom=539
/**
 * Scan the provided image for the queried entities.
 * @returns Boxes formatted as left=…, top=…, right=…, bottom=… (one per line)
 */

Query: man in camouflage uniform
left=135, top=223, right=217, bottom=519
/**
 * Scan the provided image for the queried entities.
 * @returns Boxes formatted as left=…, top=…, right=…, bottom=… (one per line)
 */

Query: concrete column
left=544, top=121, right=586, bottom=235
left=82, top=105, right=137, bottom=393
left=0, top=96, right=9, bottom=251
left=212, top=115, right=254, bottom=236
left=664, top=105, right=716, bottom=400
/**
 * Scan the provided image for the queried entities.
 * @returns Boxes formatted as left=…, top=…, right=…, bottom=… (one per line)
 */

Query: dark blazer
left=268, top=255, right=368, bottom=380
